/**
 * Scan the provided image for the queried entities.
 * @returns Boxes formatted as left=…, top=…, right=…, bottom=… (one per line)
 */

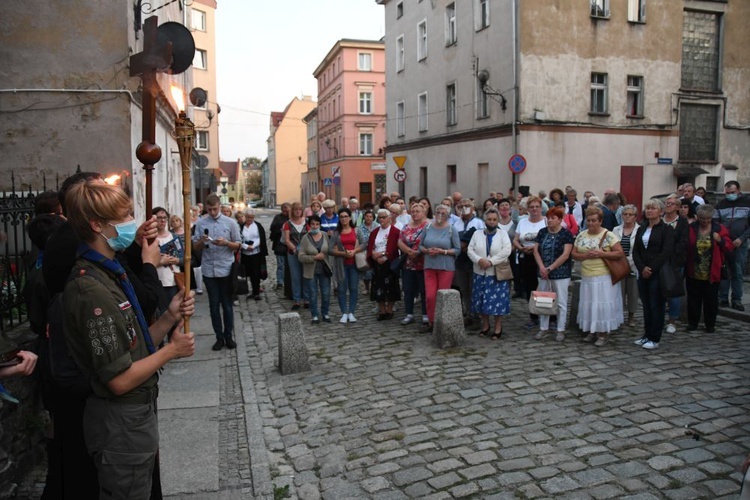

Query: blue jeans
left=276, top=255, right=286, bottom=285
left=287, top=252, right=306, bottom=303
left=203, top=276, right=234, bottom=339
left=401, top=268, right=426, bottom=316
left=638, top=276, right=665, bottom=343
left=306, top=273, right=331, bottom=318
left=720, top=239, right=748, bottom=304
left=338, top=264, right=360, bottom=314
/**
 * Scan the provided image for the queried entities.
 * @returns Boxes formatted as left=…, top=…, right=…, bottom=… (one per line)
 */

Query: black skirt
left=370, top=261, right=401, bottom=303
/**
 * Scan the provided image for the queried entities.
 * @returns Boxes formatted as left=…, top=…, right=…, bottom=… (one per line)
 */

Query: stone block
left=432, top=289, right=465, bottom=348
left=278, top=313, right=310, bottom=375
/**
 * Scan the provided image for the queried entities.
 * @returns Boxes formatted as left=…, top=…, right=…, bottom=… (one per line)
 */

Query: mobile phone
left=204, top=229, right=213, bottom=241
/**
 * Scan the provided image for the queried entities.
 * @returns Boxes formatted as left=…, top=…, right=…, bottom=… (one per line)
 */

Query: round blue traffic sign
left=508, top=154, right=527, bottom=174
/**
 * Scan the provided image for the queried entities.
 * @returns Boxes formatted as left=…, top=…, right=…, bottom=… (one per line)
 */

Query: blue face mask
left=103, top=220, right=137, bottom=251
left=727, top=193, right=739, bottom=202
left=309, top=228, right=320, bottom=235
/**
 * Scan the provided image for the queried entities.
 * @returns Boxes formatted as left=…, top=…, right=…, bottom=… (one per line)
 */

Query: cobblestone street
left=239, top=280, right=749, bottom=500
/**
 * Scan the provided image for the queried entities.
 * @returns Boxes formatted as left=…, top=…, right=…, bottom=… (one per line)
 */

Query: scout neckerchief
left=78, top=244, right=156, bottom=354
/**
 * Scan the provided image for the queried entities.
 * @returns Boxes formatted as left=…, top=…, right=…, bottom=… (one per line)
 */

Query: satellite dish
left=197, top=155, right=209, bottom=169
left=189, top=87, right=207, bottom=107
left=157, top=22, right=195, bottom=75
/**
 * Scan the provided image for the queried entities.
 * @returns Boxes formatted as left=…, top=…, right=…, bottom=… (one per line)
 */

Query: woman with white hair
left=366, top=208, right=401, bottom=320
left=240, top=207, right=268, bottom=301
left=320, top=199, right=338, bottom=236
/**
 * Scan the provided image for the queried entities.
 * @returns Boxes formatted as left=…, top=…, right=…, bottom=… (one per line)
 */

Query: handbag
left=599, top=231, right=630, bottom=285
left=231, top=260, right=249, bottom=295
left=529, top=283, right=558, bottom=316
left=390, top=253, right=407, bottom=274
left=355, top=251, right=370, bottom=272
left=660, top=265, right=684, bottom=298
left=495, top=260, right=513, bottom=281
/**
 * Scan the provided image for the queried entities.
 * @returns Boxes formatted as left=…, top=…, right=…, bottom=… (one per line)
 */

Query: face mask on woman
left=485, top=223, right=498, bottom=233
left=103, top=220, right=137, bottom=251
left=309, top=228, right=320, bottom=235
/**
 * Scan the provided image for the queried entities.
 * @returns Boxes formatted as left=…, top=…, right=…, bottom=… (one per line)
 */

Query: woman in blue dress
left=467, top=208, right=512, bottom=339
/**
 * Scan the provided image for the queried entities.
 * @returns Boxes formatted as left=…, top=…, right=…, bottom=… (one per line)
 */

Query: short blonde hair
left=66, top=180, right=132, bottom=242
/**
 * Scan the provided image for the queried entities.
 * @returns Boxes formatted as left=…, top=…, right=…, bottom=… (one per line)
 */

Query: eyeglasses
left=156, top=216, right=168, bottom=221
left=623, top=213, right=636, bottom=216
left=340, top=215, right=350, bottom=219
left=377, top=215, right=388, bottom=219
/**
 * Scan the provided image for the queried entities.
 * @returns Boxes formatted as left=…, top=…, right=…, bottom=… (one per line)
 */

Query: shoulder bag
left=488, top=232, right=513, bottom=280
left=529, top=280, right=558, bottom=316
left=599, top=231, right=630, bottom=285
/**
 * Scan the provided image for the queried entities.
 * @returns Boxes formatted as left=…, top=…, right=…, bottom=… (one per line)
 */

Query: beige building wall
left=0, top=2, right=190, bottom=221
left=379, top=0, right=749, bottom=206
left=190, top=0, right=221, bottom=198
left=274, top=97, right=317, bottom=204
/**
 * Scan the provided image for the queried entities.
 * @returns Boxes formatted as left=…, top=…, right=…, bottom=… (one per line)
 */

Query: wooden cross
left=129, top=15, right=172, bottom=217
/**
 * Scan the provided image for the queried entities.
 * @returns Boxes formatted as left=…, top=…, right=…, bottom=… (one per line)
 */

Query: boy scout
left=63, top=180, right=195, bottom=499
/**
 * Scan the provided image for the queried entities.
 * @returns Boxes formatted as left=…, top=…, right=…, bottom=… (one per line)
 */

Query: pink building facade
left=313, top=39, right=386, bottom=207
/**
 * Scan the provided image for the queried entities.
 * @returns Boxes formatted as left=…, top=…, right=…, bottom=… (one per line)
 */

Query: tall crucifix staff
left=172, top=87, right=195, bottom=330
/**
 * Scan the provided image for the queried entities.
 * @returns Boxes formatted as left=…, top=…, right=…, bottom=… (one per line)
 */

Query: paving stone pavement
left=236, top=255, right=750, bottom=499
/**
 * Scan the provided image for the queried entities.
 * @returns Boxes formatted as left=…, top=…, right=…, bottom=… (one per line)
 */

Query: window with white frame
left=358, top=52, right=372, bottom=71
left=191, top=9, right=206, bottom=31
left=196, top=131, right=209, bottom=151
left=359, top=92, right=373, bottom=114
left=446, top=83, right=457, bottom=126
left=476, top=0, right=490, bottom=30
left=397, top=35, right=405, bottom=72
left=359, top=132, right=373, bottom=156
left=445, top=3, right=457, bottom=46
left=417, top=92, right=428, bottom=132
left=477, top=78, right=489, bottom=118
left=397, top=101, right=405, bottom=137
left=397, top=2, right=403, bottom=18
left=590, top=73, right=608, bottom=114
left=417, top=20, right=427, bottom=61
left=193, top=49, right=207, bottom=70
left=626, top=75, right=643, bottom=117
left=590, top=0, right=610, bottom=18
left=627, top=0, right=645, bottom=22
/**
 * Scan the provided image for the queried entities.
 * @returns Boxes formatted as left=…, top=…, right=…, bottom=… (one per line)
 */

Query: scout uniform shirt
left=63, top=259, right=156, bottom=401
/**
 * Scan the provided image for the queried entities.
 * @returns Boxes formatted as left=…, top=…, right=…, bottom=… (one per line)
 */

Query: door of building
left=374, top=174, right=386, bottom=203
left=620, top=166, right=643, bottom=216
left=359, top=182, right=372, bottom=206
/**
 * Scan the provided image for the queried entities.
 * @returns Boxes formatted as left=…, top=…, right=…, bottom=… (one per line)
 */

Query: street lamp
left=477, top=70, right=507, bottom=112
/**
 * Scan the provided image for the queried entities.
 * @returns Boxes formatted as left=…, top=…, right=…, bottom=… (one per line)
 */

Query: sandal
left=478, top=329, right=490, bottom=337
left=491, top=328, right=503, bottom=340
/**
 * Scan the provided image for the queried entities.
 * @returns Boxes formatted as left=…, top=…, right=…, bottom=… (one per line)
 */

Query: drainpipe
left=511, top=0, right=519, bottom=191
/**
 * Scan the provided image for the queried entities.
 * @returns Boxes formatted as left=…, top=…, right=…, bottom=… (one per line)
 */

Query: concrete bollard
left=278, top=313, right=310, bottom=375
left=433, top=289, right=465, bottom=349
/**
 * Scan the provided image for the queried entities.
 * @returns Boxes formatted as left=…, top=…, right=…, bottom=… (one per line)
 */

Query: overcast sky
left=215, top=0, right=385, bottom=162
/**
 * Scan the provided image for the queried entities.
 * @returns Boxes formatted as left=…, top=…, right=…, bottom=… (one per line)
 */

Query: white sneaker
left=347, top=313, right=357, bottom=322
left=401, top=314, right=414, bottom=325
left=642, top=340, right=659, bottom=350
left=422, top=315, right=429, bottom=325
left=340, top=314, right=348, bottom=324
left=666, top=323, right=676, bottom=334
left=233, top=300, right=240, bottom=306
left=633, top=337, right=648, bottom=346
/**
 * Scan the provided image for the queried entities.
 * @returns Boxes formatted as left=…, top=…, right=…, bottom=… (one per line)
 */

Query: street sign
left=657, top=158, right=673, bottom=165
left=333, top=177, right=340, bottom=186
left=508, top=154, right=527, bottom=174
left=332, top=166, right=341, bottom=178
left=323, top=178, right=333, bottom=187
left=393, top=156, right=407, bottom=169
left=394, top=170, right=407, bottom=183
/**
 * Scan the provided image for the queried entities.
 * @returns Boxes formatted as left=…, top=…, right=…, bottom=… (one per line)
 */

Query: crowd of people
left=262, top=182, right=747, bottom=351
left=10, top=175, right=750, bottom=498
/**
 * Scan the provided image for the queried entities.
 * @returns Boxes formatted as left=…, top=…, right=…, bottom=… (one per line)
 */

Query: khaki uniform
left=63, top=259, right=159, bottom=500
